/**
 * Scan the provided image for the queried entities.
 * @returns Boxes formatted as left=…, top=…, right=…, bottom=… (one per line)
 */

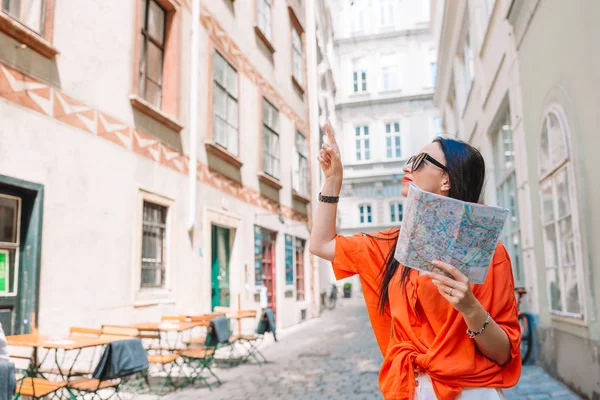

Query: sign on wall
left=0, top=250, right=8, bottom=295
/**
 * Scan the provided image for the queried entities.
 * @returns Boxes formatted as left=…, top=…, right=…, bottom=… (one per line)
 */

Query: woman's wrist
left=461, top=300, right=487, bottom=330
left=321, top=176, right=343, bottom=196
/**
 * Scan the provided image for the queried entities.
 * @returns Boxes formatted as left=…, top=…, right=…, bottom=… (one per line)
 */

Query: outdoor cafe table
left=127, top=322, right=205, bottom=350
left=7, top=334, right=114, bottom=380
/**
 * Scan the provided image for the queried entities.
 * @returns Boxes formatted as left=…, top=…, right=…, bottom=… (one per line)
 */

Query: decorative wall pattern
left=0, top=61, right=308, bottom=223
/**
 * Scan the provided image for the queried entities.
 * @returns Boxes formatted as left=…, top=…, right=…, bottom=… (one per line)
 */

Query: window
left=359, top=204, right=372, bottom=224
left=352, top=58, right=367, bottom=93
left=213, top=51, right=238, bottom=155
left=292, top=28, right=303, bottom=86
left=379, top=0, right=394, bottom=27
left=138, top=0, right=166, bottom=109
left=539, top=109, right=582, bottom=316
left=385, top=122, right=401, bottom=159
left=462, top=33, right=474, bottom=94
left=390, top=202, right=403, bottom=223
left=141, top=201, right=168, bottom=289
left=433, top=117, right=442, bottom=136
left=257, top=0, right=272, bottom=41
left=381, top=54, right=400, bottom=91
left=431, top=62, right=438, bottom=86
left=262, top=98, right=280, bottom=179
left=0, top=194, right=21, bottom=295
left=355, top=125, right=370, bottom=161
left=295, top=238, right=305, bottom=301
left=492, top=111, right=523, bottom=285
left=294, top=132, right=309, bottom=196
left=351, top=0, right=365, bottom=33
left=2, top=0, right=45, bottom=34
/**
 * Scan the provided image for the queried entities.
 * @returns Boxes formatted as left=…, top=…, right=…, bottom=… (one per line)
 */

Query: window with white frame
left=2, top=0, right=45, bottom=34
left=359, top=204, right=372, bottom=224
left=433, top=117, right=442, bottom=136
left=351, top=0, right=365, bottom=33
left=294, top=132, right=309, bottom=195
left=257, top=0, right=272, bottom=41
left=141, top=201, right=168, bottom=289
left=262, top=98, right=280, bottom=179
left=355, top=125, right=370, bottom=161
left=492, top=110, right=523, bottom=285
left=539, top=109, right=582, bottom=316
left=213, top=51, right=239, bottom=155
left=385, top=122, right=401, bottom=159
left=390, top=202, right=403, bottom=223
left=430, top=49, right=438, bottom=86
left=381, top=54, right=399, bottom=91
left=292, top=28, right=303, bottom=86
left=379, top=0, right=395, bottom=27
left=352, top=58, right=367, bottom=93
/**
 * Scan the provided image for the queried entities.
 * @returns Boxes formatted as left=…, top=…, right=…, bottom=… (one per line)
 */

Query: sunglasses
left=405, top=153, right=448, bottom=172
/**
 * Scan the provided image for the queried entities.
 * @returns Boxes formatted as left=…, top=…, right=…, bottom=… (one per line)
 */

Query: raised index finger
left=324, top=124, right=338, bottom=147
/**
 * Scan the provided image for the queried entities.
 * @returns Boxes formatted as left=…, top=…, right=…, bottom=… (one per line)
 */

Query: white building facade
left=329, top=0, right=439, bottom=250
left=0, top=0, right=319, bottom=335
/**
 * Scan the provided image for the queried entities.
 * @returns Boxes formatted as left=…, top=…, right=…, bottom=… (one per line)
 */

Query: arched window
left=538, top=107, right=582, bottom=316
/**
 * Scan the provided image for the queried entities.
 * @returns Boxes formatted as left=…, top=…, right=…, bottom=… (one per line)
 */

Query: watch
left=318, top=192, right=340, bottom=203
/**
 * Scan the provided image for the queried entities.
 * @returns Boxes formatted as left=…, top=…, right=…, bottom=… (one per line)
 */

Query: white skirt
left=414, top=373, right=506, bottom=400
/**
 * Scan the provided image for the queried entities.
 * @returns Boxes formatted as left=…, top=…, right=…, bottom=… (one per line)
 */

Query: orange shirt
left=332, top=228, right=521, bottom=400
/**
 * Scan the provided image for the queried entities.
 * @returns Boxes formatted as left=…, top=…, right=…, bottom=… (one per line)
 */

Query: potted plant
left=343, top=282, right=352, bottom=298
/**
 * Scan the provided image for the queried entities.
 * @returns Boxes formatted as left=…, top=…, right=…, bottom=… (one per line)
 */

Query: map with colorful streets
left=394, top=183, right=508, bottom=284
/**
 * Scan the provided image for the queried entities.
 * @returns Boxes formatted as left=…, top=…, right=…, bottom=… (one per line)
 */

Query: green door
left=0, top=176, right=43, bottom=335
left=211, top=225, right=231, bottom=310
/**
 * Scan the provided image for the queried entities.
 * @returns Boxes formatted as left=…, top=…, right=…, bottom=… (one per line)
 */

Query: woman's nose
left=402, top=164, right=412, bottom=173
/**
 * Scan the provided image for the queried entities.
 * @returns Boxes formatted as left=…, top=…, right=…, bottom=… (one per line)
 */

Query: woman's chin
left=401, top=185, right=408, bottom=198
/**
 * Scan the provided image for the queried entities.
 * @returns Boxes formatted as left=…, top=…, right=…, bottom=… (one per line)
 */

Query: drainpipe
left=188, top=0, right=201, bottom=233
left=305, top=0, right=319, bottom=315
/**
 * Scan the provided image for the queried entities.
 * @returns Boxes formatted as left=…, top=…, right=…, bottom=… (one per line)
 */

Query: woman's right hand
left=318, top=124, right=343, bottom=180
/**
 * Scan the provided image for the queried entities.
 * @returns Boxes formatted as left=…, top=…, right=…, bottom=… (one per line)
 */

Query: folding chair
left=180, top=316, right=232, bottom=388
left=68, top=338, right=149, bottom=400
left=234, top=308, right=277, bottom=366
left=183, top=315, right=212, bottom=348
left=103, top=325, right=180, bottom=394
left=10, top=345, right=69, bottom=400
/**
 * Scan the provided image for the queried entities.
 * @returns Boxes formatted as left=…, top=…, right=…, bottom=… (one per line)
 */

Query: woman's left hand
left=428, top=260, right=480, bottom=316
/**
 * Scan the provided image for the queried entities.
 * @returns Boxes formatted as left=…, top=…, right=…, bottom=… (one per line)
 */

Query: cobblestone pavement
left=132, top=297, right=581, bottom=400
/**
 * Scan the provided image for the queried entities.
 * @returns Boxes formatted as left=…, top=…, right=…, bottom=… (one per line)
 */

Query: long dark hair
left=376, top=137, right=486, bottom=314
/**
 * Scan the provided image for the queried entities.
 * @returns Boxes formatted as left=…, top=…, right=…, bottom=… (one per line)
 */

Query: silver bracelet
left=466, top=312, right=491, bottom=339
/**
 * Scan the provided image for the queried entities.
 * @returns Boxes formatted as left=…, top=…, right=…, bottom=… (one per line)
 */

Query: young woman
left=310, top=125, right=521, bottom=400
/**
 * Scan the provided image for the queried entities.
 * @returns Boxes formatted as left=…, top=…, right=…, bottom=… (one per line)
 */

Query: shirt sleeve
left=331, top=232, right=368, bottom=280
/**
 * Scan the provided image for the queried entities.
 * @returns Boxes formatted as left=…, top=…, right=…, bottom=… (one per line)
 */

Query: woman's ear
left=441, top=174, right=451, bottom=192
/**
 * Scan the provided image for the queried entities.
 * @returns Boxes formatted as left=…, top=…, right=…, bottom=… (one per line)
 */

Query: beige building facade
left=432, top=0, right=600, bottom=397
left=0, top=0, right=320, bottom=336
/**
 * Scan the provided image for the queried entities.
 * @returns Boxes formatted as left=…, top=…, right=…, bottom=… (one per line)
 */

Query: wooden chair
left=9, top=345, right=68, bottom=400
left=161, top=315, right=188, bottom=322
left=184, top=315, right=213, bottom=347
left=101, top=325, right=180, bottom=393
left=68, top=337, right=149, bottom=400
